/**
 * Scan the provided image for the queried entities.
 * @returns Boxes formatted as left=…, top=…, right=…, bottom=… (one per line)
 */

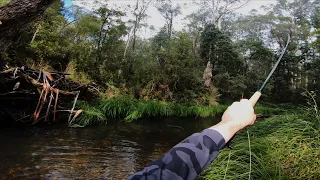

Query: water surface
left=0, top=118, right=219, bottom=179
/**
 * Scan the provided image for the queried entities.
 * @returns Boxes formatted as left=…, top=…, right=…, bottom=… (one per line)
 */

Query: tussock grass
left=99, top=96, right=228, bottom=122
left=72, top=101, right=107, bottom=126
left=74, top=96, right=281, bottom=126
left=254, top=105, right=282, bottom=115
left=200, top=114, right=320, bottom=180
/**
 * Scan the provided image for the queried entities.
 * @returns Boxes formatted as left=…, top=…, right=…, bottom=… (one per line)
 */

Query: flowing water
left=0, top=118, right=219, bottom=179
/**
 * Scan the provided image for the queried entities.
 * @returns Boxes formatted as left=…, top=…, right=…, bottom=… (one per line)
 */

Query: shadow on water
left=0, top=117, right=220, bottom=179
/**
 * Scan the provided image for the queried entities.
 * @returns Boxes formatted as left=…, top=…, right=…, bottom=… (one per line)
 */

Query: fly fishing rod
left=225, top=34, right=291, bottom=149
left=249, top=34, right=291, bottom=106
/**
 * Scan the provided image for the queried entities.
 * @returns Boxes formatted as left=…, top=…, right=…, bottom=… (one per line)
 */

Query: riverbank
left=200, top=112, right=320, bottom=179
left=72, top=95, right=283, bottom=126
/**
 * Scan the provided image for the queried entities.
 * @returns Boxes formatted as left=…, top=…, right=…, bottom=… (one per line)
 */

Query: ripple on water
left=0, top=118, right=219, bottom=179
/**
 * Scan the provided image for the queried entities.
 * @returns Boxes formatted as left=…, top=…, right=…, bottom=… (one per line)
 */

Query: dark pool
left=0, top=118, right=219, bottom=179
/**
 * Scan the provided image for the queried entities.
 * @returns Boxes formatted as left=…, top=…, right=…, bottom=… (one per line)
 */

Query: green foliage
left=75, top=96, right=280, bottom=125
left=200, top=24, right=245, bottom=99
left=73, top=101, right=107, bottom=126
left=7, top=1, right=70, bottom=70
left=200, top=24, right=244, bottom=74
left=71, top=7, right=127, bottom=84
left=201, top=114, right=320, bottom=180
left=301, top=90, right=320, bottom=123
left=6, top=0, right=320, bottom=106
left=65, top=60, right=93, bottom=86
left=0, top=0, right=10, bottom=7
left=254, top=105, right=282, bottom=115
left=100, top=96, right=138, bottom=119
left=99, top=96, right=225, bottom=122
left=99, top=95, right=281, bottom=122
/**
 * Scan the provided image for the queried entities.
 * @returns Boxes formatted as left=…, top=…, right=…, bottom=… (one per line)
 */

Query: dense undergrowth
left=71, top=95, right=282, bottom=126
left=200, top=111, right=320, bottom=179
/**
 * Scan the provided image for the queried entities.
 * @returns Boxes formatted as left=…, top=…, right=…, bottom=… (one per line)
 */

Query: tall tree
left=200, top=24, right=245, bottom=99
left=124, top=0, right=152, bottom=58
left=156, top=0, right=181, bottom=39
left=184, top=10, right=211, bottom=55
left=132, top=0, right=152, bottom=53
left=195, top=0, right=250, bottom=29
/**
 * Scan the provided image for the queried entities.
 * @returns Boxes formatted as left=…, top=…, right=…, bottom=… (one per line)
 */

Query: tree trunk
left=0, top=0, right=55, bottom=68
left=132, top=16, right=138, bottom=54
left=132, top=0, right=139, bottom=54
left=169, top=11, right=173, bottom=39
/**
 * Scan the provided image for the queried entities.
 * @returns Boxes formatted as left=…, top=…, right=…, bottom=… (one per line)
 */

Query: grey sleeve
left=128, top=129, right=226, bottom=180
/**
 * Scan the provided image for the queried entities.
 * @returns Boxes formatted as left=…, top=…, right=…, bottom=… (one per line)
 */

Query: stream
left=0, top=117, right=219, bottom=179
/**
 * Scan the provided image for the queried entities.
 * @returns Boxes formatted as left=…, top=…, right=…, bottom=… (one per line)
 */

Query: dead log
left=0, top=66, right=82, bottom=125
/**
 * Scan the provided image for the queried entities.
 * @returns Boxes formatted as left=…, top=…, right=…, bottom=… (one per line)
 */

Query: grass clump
left=100, top=96, right=138, bottom=119
left=200, top=114, right=320, bottom=180
left=72, top=101, right=106, bottom=126
left=254, top=105, right=282, bottom=115
left=73, top=96, right=281, bottom=125
left=100, top=96, right=228, bottom=122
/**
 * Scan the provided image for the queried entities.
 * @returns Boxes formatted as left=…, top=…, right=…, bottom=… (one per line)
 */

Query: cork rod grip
left=249, top=91, right=262, bottom=107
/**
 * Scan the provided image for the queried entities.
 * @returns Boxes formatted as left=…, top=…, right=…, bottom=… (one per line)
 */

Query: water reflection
left=0, top=117, right=219, bottom=179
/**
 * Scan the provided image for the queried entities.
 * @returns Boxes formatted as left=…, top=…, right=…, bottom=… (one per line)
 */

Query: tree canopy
left=1, top=0, right=320, bottom=104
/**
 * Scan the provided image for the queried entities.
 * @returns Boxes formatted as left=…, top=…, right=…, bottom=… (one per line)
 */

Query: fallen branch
left=68, top=91, right=80, bottom=124
left=0, top=66, right=83, bottom=125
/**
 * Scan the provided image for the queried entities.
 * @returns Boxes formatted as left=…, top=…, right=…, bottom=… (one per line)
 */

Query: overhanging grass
left=73, top=96, right=282, bottom=126
left=200, top=114, right=320, bottom=180
left=72, top=101, right=107, bottom=126
left=99, top=96, right=228, bottom=122
left=254, top=105, right=283, bottom=115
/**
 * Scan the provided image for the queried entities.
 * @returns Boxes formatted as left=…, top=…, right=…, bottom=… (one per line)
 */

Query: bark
left=130, top=0, right=152, bottom=55
left=169, top=10, right=173, bottom=39
left=132, top=0, right=139, bottom=53
left=96, top=17, right=109, bottom=65
left=203, top=61, right=213, bottom=88
left=0, top=0, right=55, bottom=67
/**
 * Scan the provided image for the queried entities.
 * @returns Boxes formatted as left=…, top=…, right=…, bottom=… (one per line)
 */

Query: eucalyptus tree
left=155, top=0, right=181, bottom=39
left=194, top=0, right=250, bottom=30
left=124, top=0, right=152, bottom=57
left=184, top=10, right=211, bottom=55
left=262, top=0, right=315, bottom=102
left=200, top=24, right=245, bottom=99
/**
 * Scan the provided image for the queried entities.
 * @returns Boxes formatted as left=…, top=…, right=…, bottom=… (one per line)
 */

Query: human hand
left=209, top=99, right=256, bottom=142
left=221, top=99, right=256, bottom=131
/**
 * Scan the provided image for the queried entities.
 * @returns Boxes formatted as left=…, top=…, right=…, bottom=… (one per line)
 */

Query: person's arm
left=128, top=99, right=256, bottom=180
